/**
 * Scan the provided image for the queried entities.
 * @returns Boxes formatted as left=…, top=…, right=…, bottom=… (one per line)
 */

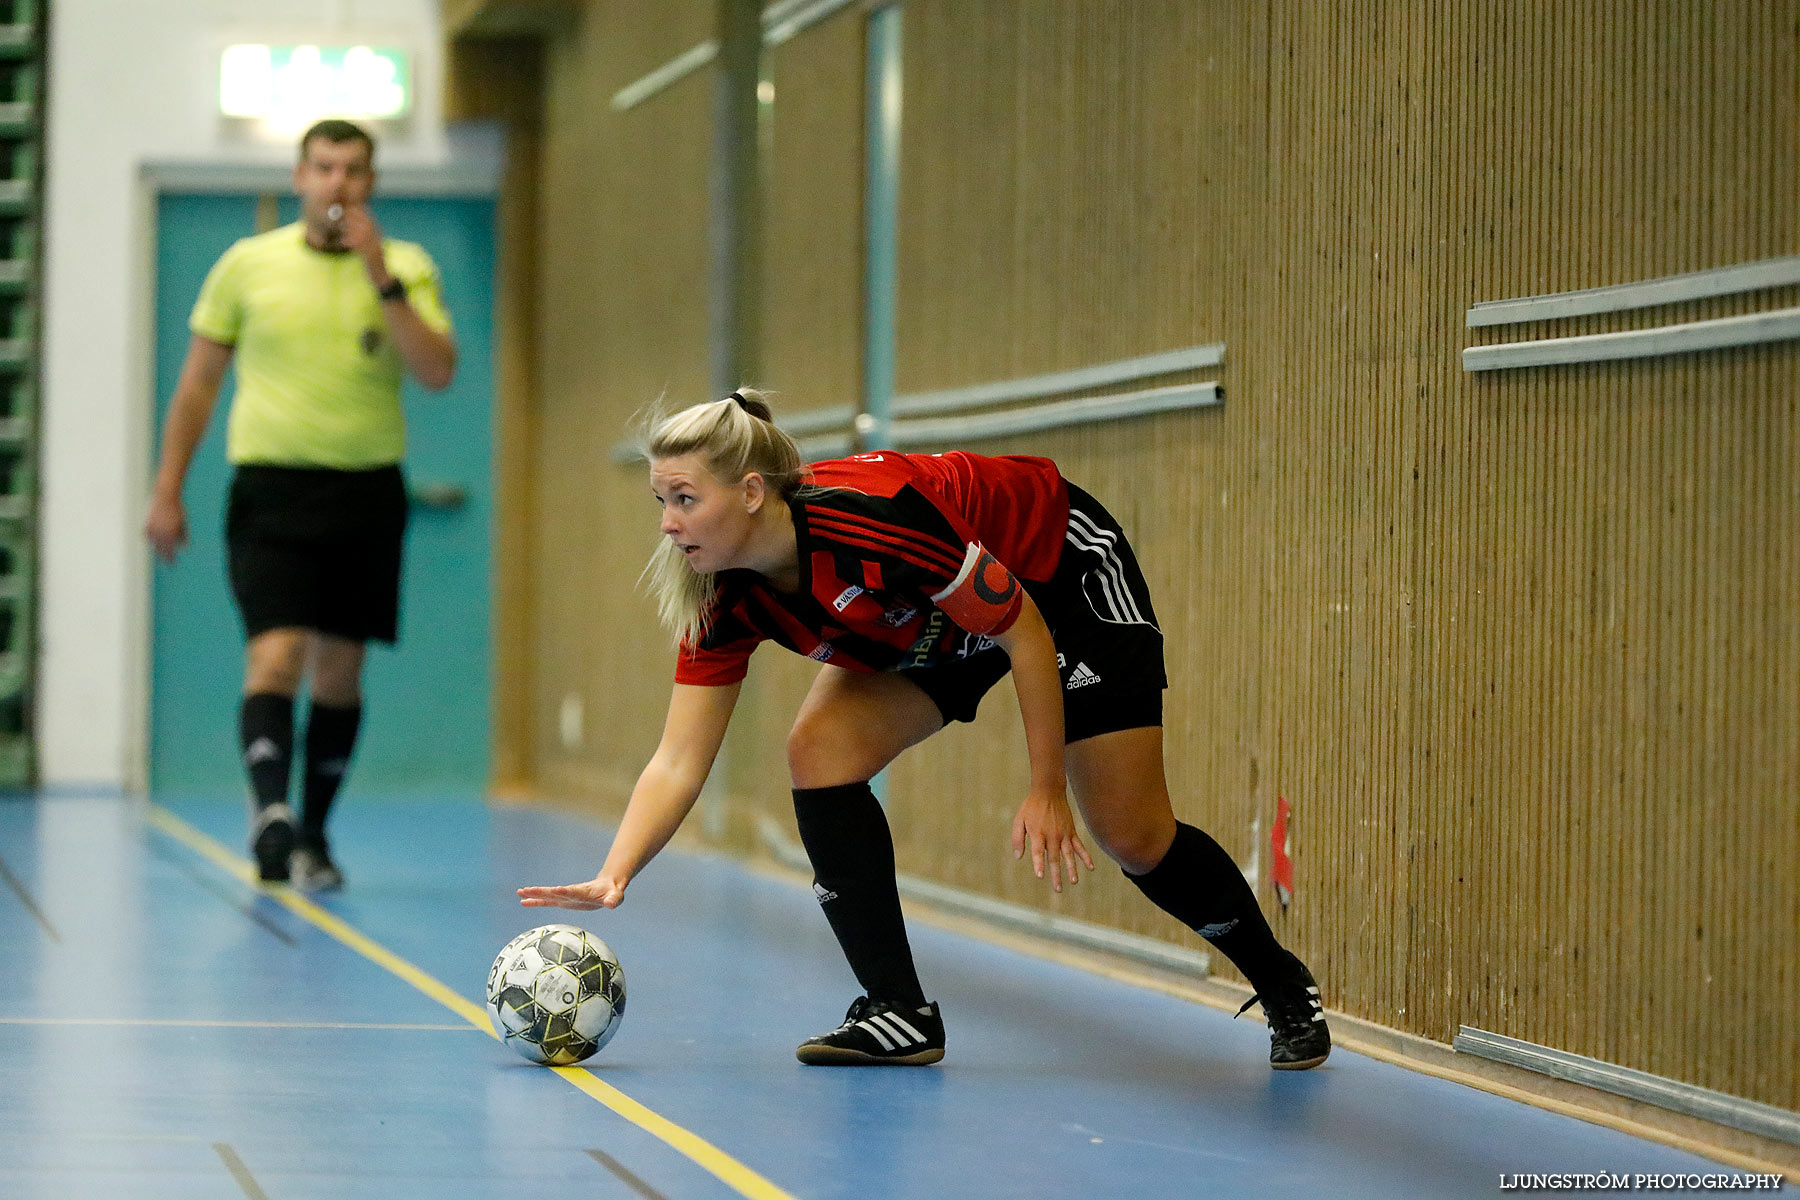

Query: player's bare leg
left=1067, top=726, right=1329, bottom=1069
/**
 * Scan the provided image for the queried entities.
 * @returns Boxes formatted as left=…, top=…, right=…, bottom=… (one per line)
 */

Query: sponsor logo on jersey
left=955, top=634, right=996, bottom=658
left=906, top=611, right=947, bottom=667
left=832, top=585, right=864, bottom=611
left=808, top=643, right=835, bottom=662
left=878, top=603, right=917, bottom=627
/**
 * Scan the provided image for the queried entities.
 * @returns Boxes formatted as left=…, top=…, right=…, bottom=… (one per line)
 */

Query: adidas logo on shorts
left=1065, top=662, right=1103, bottom=690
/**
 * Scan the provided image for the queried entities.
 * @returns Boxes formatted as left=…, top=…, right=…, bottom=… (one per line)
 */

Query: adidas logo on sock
left=244, top=737, right=282, bottom=766
left=1065, top=662, right=1103, bottom=689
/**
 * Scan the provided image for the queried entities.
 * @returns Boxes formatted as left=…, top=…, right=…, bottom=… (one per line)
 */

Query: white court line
left=0, top=1017, right=477, bottom=1030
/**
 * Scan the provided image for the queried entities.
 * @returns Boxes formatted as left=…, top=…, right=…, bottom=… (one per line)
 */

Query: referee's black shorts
left=900, top=482, right=1167, bottom=744
left=225, top=463, right=409, bottom=644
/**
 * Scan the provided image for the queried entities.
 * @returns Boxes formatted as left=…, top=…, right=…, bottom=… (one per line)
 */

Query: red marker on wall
left=1271, top=795, right=1295, bottom=909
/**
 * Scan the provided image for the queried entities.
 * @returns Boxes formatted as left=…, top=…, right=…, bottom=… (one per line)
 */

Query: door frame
left=129, top=156, right=502, bottom=793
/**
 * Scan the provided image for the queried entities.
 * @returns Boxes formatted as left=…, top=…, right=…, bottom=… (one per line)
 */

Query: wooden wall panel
left=1248, top=0, right=1428, bottom=1045
left=720, top=8, right=870, bottom=843
left=1414, top=0, right=1800, bottom=1109
left=446, top=37, right=546, bottom=792
left=531, top=0, right=717, bottom=806
left=889, top=0, right=1273, bottom=959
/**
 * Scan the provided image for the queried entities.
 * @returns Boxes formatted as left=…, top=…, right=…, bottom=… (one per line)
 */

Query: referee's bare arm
left=374, top=280, right=457, bottom=391
left=145, top=334, right=234, bottom=563
left=338, top=202, right=457, bottom=390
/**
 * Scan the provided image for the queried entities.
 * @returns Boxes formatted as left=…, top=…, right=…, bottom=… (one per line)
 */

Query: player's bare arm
left=519, top=681, right=741, bottom=910
left=994, top=594, right=1095, bottom=893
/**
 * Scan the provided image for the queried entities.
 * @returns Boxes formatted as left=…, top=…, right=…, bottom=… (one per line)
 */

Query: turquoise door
left=149, top=191, right=496, bottom=799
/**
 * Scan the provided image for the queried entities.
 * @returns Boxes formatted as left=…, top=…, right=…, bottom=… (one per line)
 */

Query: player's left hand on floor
left=1010, top=792, right=1097, bottom=894
left=516, top=876, right=624, bottom=910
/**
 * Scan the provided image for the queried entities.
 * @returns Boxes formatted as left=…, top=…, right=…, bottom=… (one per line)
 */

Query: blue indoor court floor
left=0, top=792, right=1775, bottom=1199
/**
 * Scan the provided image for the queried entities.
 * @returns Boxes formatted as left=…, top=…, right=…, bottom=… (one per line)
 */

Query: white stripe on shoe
left=868, top=1014, right=917, bottom=1046
left=878, top=1012, right=926, bottom=1043
left=856, top=1019, right=897, bottom=1051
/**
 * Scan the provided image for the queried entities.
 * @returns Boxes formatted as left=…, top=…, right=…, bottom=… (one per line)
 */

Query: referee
left=145, top=119, right=457, bottom=889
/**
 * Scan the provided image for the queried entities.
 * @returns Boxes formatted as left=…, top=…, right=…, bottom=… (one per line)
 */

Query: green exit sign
left=219, top=45, right=410, bottom=120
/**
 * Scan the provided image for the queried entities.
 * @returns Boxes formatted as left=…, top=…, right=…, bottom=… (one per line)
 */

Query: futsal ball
left=485, top=924, right=626, bottom=1065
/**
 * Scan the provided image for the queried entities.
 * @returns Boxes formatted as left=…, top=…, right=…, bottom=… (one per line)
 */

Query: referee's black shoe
left=249, top=803, right=295, bottom=883
left=796, top=997, right=945, bottom=1066
left=1237, top=955, right=1331, bottom=1070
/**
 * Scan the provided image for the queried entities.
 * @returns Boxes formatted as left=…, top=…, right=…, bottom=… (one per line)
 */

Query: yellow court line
left=146, top=805, right=799, bottom=1200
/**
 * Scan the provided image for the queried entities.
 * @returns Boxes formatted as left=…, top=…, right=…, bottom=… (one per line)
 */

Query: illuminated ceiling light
left=218, top=44, right=411, bottom=121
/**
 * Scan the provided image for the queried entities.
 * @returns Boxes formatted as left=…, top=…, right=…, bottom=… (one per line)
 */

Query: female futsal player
left=519, top=391, right=1330, bottom=1069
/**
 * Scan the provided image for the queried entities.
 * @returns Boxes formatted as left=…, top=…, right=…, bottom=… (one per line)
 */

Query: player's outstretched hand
left=1010, top=789, right=1097, bottom=894
left=517, top=875, right=625, bottom=911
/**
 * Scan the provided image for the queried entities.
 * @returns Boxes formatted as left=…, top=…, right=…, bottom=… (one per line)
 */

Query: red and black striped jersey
left=674, top=451, right=1070, bottom=686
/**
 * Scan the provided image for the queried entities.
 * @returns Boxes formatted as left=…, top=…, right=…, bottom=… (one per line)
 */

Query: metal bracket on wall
left=1463, top=253, right=1800, bottom=371
left=826, top=344, right=1224, bottom=457
left=609, top=0, right=865, bottom=111
left=609, top=345, right=1230, bottom=463
left=1454, top=1026, right=1800, bottom=1148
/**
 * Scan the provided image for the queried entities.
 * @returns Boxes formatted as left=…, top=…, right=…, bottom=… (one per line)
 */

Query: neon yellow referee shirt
left=189, top=222, right=454, bottom=469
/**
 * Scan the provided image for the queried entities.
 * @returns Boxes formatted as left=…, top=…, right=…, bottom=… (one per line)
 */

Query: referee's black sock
left=239, top=693, right=295, bottom=812
left=301, top=702, right=362, bottom=839
left=792, top=782, right=928, bottom=1009
left=1125, top=821, right=1291, bottom=994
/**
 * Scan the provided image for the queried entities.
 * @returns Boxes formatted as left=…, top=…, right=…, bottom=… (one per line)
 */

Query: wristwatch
left=377, top=277, right=407, bottom=302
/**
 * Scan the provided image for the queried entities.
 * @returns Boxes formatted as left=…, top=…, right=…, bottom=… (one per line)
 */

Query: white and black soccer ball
left=485, top=924, right=626, bottom=1066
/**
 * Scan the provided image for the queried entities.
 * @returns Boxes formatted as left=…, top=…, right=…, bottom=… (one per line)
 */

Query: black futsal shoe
left=289, top=833, right=345, bottom=892
left=249, top=803, right=295, bottom=883
left=1236, top=955, right=1331, bottom=1070
left=796, top=997, right=945, bottom=1066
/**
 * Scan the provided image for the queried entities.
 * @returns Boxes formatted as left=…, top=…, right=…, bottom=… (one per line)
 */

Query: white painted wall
left=41, top=0, right=453, bottom=788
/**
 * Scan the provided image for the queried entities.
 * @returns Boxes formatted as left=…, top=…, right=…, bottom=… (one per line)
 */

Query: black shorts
left=899, top=483, right=1167, bottom=743
left=225, top=463, right=409, bottom=644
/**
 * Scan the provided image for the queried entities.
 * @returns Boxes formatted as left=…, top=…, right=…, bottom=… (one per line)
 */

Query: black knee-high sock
left=301, top=702, right=362, bottom=838
left=239, top=693, right=295, bottom=812
left=792, top=782, right=928, bottom=1008
left=1125, top=821, right=1292, bottom=993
